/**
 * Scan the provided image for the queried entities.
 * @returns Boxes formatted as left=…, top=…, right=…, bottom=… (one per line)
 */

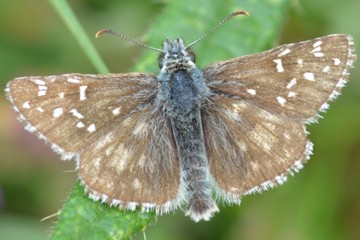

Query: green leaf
left=51, top=181, right=155, bottom=240
left=51, top=0, right=290, bottom=239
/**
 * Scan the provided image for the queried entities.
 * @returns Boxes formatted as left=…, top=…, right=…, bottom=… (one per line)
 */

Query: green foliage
left=136, top=0, right=290, bottom=73
left=48, top=0, right=109, bottom=74
left=50, top=0, right=290, bottom=239
left=51, top=181, right=155, bottom=240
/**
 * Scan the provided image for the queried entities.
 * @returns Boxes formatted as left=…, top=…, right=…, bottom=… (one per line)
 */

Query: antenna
left=185, top=10, right=249, bottom=49
left=96, top=10, right=249, bottom=53
left=95, top=29, right=164, bottom=53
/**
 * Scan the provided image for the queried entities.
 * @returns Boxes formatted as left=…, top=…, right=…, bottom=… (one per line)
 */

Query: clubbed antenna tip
left=233, top=10, right=250, bottom=17
left=95, top=29, right=110, bottom=38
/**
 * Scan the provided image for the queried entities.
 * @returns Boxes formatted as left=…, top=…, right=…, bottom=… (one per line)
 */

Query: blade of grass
left=48, top=0, right=109, bottom=74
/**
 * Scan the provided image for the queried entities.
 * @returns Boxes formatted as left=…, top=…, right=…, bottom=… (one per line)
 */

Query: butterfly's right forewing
left=6, top=73, right=181, bottom=212
left=7, top=73, right=155, bottom=153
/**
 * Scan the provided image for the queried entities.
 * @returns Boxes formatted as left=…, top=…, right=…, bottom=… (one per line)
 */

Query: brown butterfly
left=5, top=10, right=356, bottom=221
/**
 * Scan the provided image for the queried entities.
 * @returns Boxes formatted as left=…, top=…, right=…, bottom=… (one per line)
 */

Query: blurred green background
left=0, top=0, right=359, bottom=239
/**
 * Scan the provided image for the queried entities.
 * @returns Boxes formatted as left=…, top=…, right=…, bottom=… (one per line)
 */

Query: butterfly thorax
left=157, top=38, right=209, bottom=118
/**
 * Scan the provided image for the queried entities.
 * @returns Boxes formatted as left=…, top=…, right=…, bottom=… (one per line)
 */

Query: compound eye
left=188, top=50, right=196, bottom=63
left=158, top=52, right=165, bottom=69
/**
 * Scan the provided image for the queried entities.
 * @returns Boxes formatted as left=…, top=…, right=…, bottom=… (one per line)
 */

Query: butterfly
left=5, top=10, right=356, bottom=222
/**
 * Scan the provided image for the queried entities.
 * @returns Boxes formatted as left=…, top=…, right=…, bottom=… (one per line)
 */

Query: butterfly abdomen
left=159, top=68, right=218, bottom=221
left=170, top=109, right=219, bottom=221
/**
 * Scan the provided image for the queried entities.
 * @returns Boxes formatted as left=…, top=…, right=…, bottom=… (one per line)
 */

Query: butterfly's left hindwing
left=6, top=73, right=182, bottom=212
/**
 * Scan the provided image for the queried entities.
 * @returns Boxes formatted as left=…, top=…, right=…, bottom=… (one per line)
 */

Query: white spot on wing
left=22, top=101, right=31, bottom=109
left=278, top=48, right=291, bottom=57
left=38, top=85, right=47, bottom=91
left=70, top=108, right=84, bottom=119
left=333, top=58, right=341, bottom=65
left=79, top=86, right=87, bottom=101
left=67, top=78, right=80, bottom=83
left=76, top=121, right=85, bottom=128
left=311, top=46, right=322, bottom=53
left=313, top=40, right=322, bottom=48
left=38, top=90, right=47, bottom=96
left=276, top=96, right=286, bottom=106
left=303, top=72, right=315, bottom=81
left=286, top=78, right=297, bottom=89
left=37, top=107, right=44, bottom=112
left=59, top=92, right=65, bottom=98
left=53, top=107, right=63, bottom=118
left=297, top=59, right=303, bottom=65
left=288, top=91, right=297, bottom=97
left=313, top=52, right=324, bottom=57
left=112, top=107, right=121, bottom=116
left=87, top=123, right=96, bottom=133
left=35, top=79, right=46, bottom=85
left=273, top=59, right=284, bottom=72
left=322, top=66, right=330, bottom=73
left=246, top=89, right=256, bottom=95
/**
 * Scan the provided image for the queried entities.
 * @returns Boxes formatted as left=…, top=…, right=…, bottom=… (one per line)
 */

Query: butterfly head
left=158, top=38, right=196, bottom=72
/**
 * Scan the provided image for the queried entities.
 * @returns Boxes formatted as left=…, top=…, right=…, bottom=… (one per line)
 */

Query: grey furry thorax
left=156, top=38, right=210, bottom=117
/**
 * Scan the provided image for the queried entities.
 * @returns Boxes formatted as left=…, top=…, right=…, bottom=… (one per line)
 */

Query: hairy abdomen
left=167, top=69, right=218, bottom=221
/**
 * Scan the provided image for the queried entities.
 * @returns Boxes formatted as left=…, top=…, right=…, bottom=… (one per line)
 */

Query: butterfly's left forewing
left=6, top=73, right=182, bottom=212
left=203, top=34, right=355, bottom=201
